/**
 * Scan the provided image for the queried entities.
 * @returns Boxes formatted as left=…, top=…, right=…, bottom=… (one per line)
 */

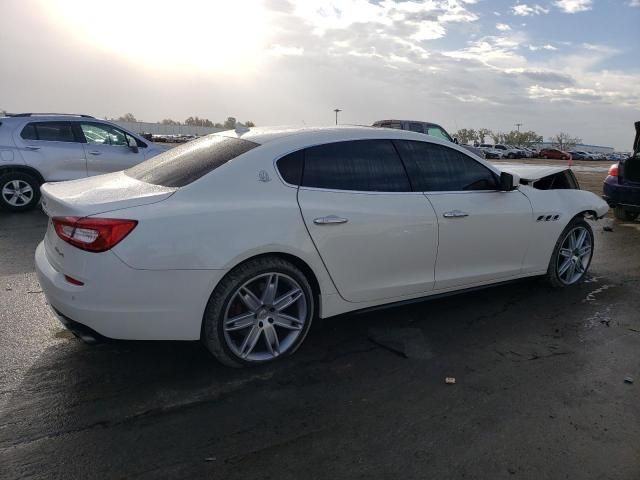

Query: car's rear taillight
left=53, top=217, right=137, bottom=252
left=608, top=164, right=619, bottom=177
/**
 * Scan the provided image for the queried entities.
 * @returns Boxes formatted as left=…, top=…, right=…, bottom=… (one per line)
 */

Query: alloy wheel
left=223, top=272, right=308, bottom=362
left=556, top=226, right=592, bottom=285
left=2, top=180, right=34, bottom=207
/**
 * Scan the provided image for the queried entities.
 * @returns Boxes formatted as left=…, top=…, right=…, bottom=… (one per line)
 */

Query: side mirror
left=499, top=171, right=519, bottom=191
left=127, top=136, right=139, bottom=153
left=453, top=137, right=459, bottom=144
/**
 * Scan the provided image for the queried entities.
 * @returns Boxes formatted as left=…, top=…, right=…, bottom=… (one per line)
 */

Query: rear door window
left=80, top=123, right=128, bottom=146
left=20, top=122, right=77, bottom=142
left=301, top=140, right=411, bottom=192
left=125, top=135, right=258, bottom=187
left=396, top=140, right=498, bottom=192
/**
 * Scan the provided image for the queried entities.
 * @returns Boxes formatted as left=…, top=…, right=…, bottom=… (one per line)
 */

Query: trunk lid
left=40, top=171, right=176, bottom=218
left=619, top=121, right=640, bottom=185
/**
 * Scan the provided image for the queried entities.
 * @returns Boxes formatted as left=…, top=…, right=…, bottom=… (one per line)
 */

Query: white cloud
left=269, top=44, right=304, bottom=56
left=496, top=23, right=512, bottom=31
left=528, top=43, right=558, bottom=51
left=554, top=0, right=592, bottom=13
left=512, top=3, right=549, bottom=15
left=629, top=0, right=640, bottom=6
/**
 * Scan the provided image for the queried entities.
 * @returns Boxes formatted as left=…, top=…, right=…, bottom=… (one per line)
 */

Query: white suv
left=0, top=113, right=165, bottom=211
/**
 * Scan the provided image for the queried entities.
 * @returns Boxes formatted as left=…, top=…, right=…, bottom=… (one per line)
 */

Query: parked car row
left=151, top=133, right=200, bottom=143
left=477, top=144, right=537, bottom=159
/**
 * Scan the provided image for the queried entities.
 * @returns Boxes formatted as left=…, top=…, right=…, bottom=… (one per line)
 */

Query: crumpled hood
left=493, top=163, right=569, bottom=182
left=40, top=171, right=176, bottom=217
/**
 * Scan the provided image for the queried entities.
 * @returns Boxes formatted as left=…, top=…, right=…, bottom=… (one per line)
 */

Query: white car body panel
left=298, top=188, right=438, bottom=302
left=425, top=190, right=532, bottom=289
left=34, top=126, right=609, bottom=341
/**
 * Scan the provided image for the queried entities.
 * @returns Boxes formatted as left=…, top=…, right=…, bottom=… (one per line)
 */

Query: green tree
left=117, top=113, right=137, bottom=122
left=476, top=128, right=492, bottom=144
left=184, top=116, right=214, bottom=127
left=223, top=117, right=237, bottom=129
left=161, top=118, right=181, bottom=125
left=453, top=128, right=477, bottom=144
left=549, top=132, right=581, bottom=151
left=244, top=121, right=256, bottom=127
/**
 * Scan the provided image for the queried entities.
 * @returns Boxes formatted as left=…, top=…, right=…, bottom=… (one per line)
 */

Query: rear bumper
left=35, top=242, right=226, bottom=340
left=602, top=177, right=640, bottom=209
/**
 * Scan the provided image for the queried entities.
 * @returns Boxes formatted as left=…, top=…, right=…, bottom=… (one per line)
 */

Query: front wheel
left=614, top=206, right=638, bottom=221
left=546, top=217, right=594, bottom=287
left=202, top=256, right=314, bottom=367
left=0, top=172, right=41, bottom=211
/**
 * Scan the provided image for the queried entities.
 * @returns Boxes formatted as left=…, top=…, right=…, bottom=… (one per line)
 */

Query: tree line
left=115, top=113, right=255, bottom=129
left=452, top=127, right=582, bottom=151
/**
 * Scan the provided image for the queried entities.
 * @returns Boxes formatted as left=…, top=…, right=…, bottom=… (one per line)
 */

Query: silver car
left=0, top=113, right=165, bottom=211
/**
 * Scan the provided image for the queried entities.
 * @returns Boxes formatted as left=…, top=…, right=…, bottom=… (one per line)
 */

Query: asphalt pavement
left=1, top=209, right=639, bottom=479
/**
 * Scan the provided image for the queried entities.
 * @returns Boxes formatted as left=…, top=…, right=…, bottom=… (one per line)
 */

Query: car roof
left=215, top=125, right=445, bottom=146
left=0, top=114, right=100, bottom=123
left=373, top=119, right=443, bottom=127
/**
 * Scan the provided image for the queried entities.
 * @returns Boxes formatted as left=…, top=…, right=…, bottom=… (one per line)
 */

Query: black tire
left=613, top=206, right=638, bottom=221
left=546, top=217, right=594, bottom=288
left=202, top=256, right=314, bottom=367
left=0, top=171, right=41, bottom=212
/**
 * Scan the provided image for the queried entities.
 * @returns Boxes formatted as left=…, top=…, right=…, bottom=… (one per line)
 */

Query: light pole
left=515, top=123, right=523, bottom=132
left=333, top=109, right=342, bottom=125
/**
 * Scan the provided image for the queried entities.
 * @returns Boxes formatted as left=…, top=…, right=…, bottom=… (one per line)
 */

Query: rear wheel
left=0, top=172, right=41, bottom=212
left=546, top=217, right=594, bottom=288
left=202, top=256, right=314, bottom=367
left=613, top=206, right=638, bottom=221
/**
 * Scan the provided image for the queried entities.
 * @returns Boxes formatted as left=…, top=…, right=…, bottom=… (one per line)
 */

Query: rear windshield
left=125, top=135, right=258, bottom=187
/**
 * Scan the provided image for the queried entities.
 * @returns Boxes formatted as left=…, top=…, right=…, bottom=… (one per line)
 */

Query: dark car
left=603, top=121, right=640, bottom=221
left=372, top=119, right=485, bottom=158
left=539, top=148, right=571, bottom=160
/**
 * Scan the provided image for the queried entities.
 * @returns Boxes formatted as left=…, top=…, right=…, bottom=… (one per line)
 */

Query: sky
left=1, top=0, right=638, bottom=150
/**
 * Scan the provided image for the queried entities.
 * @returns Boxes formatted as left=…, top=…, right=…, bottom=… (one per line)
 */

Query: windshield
left=125, top=135, right=258, bottom=187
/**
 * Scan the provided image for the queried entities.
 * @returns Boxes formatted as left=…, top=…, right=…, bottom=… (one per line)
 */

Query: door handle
left=88, top=151, right=102, bottom=155
left=25, top=146, right=40, bottom=151
left=313, top=215, right=348, bottom=225
left=443, top=210, right=469, bottom=218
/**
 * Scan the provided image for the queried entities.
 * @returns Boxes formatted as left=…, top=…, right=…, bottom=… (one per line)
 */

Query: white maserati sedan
left=35, top=126, right=608, bottom=367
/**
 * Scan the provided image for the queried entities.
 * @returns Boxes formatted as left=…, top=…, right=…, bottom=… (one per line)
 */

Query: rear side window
left=21, top=122, right=76, bottom=142
left=125, top=135, right=258, bottom=187
left=301, top=140, right=411, bottom=192
left=276, top=150, right=304, bottom=185
left=408, top=122, right=425, bottom=133
left=396, top=140, right=498, bottom=192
